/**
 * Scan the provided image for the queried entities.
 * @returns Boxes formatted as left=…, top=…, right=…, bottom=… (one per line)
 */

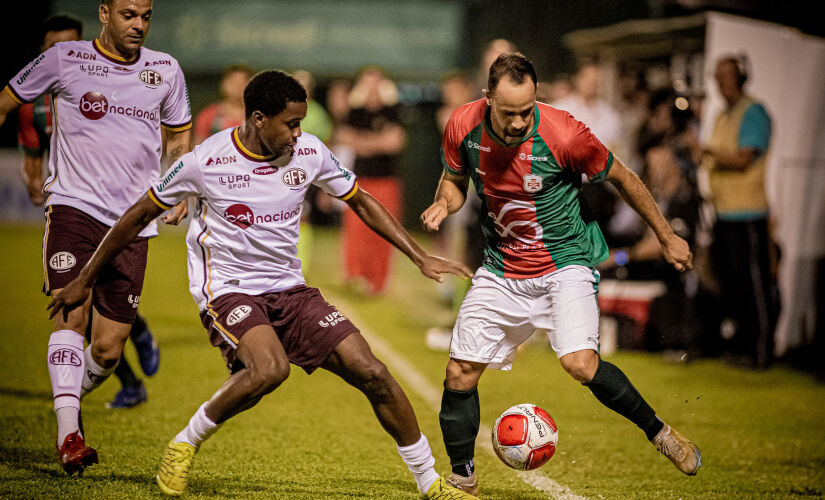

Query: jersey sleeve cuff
left=588, top=151, right=614, bottom=183
left=335, top=181, right=359, bottom=201
left=147, top=188, right=174, bottom=210
left=161, top=120, right=193, bottom=132
left=3, top=85, right=25, bottom=105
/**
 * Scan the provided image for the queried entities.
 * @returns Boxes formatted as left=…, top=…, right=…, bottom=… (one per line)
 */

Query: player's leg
left=47, top=288, right=98, bottom=475
left=321, top=332, right=477, bottom=499
left=130, top=313, right=161, bottom=376
left=546, top=266, right=701, bottom=475
left=440, top=267, right=534, bottom=495
left=157, top=316, right=289, bottom=496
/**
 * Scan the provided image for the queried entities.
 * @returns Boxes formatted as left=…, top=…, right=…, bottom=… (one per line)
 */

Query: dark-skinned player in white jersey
left=421, top=53, right=701, bottom=496
left=48, top=69, right=479, bottom=499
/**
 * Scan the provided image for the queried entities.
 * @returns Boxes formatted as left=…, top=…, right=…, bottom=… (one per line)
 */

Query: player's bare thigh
left=89, top=306, right=134, bottom=367
left=50, top=287, right=92, bottom=333
left=445, top=358, right=487, bottom=391
left=558, top=348, right=599, bottom=383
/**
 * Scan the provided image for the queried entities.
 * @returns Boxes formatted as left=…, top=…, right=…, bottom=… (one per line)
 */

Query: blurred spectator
left=551, top=58, right=621, bottom=153
left=698, top=54, right=778, bottom=369
left=614, top=62, right=652, bottom=174
left=477, top=38, right=518, bottom=90
left=599, top=90, right=704, bottom=355
left=337, top=66, right=406, bottom=295
left=193, top=64, right=254, bottom=144
left=537, top=73, right=572, bottom=104
left=293, top=69, right=334, bottom=276
left=293, top=69, right=333, bottom=143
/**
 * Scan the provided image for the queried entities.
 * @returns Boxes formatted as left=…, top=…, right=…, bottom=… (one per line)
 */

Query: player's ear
left=99, top=3, right=109, bottom=24
left=251, top=110, right=265, bottom=129
left=483, top=88, right=493, bottom=106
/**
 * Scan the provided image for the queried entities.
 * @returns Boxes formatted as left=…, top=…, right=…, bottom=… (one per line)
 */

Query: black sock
left=130, top=314, right=148, bottom=340
left=439, top=385, right=479, bottom=476
left=114, top=355, right=141, bottom=389
left=584, top=359, right=664, bottom=441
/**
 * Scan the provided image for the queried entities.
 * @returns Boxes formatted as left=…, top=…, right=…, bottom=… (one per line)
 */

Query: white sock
left=397, top=433, right=440, bottom=495
left=48, top=330, right=85, bottom=445
left=174, top=402, right=222, bottom=448
left=80, top=346, right=117, bottom=398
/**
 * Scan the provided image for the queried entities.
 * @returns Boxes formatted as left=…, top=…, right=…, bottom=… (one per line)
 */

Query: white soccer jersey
left=148, top=128, right=358, bottom=310
left=4, top=39, right=191, bottom=237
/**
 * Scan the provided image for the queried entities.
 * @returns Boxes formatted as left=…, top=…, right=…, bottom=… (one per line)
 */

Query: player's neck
left=95, top=35, right=139, bottom=63
left=236, top=124, right=270, bottom=158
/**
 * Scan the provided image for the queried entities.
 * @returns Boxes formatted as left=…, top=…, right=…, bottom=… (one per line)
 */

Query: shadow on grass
left=0, top=386, right=53, bottom=401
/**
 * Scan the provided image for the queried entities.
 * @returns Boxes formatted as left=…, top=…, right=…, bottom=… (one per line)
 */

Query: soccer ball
left=491, top=403, right=558, bottom=470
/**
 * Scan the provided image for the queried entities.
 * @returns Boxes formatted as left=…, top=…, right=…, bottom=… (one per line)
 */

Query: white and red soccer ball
left=492, top=403, right=558, bottom=470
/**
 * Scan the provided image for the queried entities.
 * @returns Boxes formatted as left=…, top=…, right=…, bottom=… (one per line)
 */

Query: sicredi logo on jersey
left=79, top=91, right=158, bottom=122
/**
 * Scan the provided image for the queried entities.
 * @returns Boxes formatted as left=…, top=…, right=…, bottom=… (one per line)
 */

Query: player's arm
left=21, top=155, right=45, bottom=205
left=420, top=171, right=469, bottom=232
left=345, top=188, right=472, bottom=282
left=160, top=126, right=193, bottom=224
left=701, top=146, right=758, bottom=171
left=47, top=193, right=165, bottom=320
left=606, top=157, right=692, bottom=272
left=0, top=87, right=21, bottom=128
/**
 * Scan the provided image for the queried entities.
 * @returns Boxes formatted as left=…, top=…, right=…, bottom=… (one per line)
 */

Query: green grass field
left=1, top=222, right=824, bottom=499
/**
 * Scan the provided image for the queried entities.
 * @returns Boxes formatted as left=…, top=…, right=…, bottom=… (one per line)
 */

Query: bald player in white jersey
left=0, top=0, right=192, bottom=475
left=49, top=70, right=479, bottom=499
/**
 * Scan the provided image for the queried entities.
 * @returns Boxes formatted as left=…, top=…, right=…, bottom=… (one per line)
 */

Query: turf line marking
left=333, top=295, right=590, bottom=500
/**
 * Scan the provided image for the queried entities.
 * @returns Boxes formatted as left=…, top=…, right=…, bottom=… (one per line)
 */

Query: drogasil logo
left=78, top=91, right=158, bottom=122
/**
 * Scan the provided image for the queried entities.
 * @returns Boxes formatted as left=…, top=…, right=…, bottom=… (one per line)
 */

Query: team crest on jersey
left=227, top=305, right=252, bottom=325
left=523, top=174, right=542, bottom=193
left=282, top=168, right=308, bottom=188
left=139, top=69, right=162, bottom=87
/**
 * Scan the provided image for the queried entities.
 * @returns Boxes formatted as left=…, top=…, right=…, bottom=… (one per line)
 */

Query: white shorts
left=450, top=265, right=600, bottom=370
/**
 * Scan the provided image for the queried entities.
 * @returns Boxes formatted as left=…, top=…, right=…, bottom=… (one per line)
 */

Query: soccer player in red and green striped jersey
left=422, top=53, right=701, bottom=493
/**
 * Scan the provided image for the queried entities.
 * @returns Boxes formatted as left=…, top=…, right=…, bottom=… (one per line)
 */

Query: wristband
left=613, top=249, right=629, bottom=266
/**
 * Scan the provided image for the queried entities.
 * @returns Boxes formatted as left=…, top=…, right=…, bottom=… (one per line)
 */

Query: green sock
left=439, top=385, right=480, bottom=475
left=585, top=359, right=664, bottom=440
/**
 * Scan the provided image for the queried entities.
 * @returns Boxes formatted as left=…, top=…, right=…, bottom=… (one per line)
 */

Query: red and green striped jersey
left=17, top=94, right=52, bottom=157
left=441, top=99, right=612, bottom=278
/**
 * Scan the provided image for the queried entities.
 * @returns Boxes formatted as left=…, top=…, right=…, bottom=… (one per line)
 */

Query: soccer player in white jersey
left=0, top=0, right=192, bottom=474
left=49, top=70, right=479, bottom=499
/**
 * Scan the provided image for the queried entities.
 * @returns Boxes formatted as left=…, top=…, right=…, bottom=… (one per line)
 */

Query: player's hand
left=163, top=200, right=188, bottom=225
left=26, top=180, right=45, bottom=205
left=47, top=279, right=91, bottom=321
left=417, top=254, right=473, bottom=283
left=421, top=200, right=448, bottom=232
left=661, top=234, right=693, bottom=272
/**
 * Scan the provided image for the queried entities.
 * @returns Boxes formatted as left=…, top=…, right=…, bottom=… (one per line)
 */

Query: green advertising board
left=52, top=0, right=464, bottom=79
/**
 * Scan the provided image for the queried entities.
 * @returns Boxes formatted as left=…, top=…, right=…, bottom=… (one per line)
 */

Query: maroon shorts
left=43, top=205, right=148, bottom=324
left=200, top=285, right=358, bottom=374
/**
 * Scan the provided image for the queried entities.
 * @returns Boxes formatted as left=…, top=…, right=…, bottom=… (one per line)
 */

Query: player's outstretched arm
left=0, top=88, right=21, bottom=128
left=161, top=126, right=193, bottom=224
left=420, top=172, right=469, bottom=232
left=47, top=194, right=166, bottom=320
left=345, top=189, right=472, bottom=282
left=606, top=158, right=693, bottom=272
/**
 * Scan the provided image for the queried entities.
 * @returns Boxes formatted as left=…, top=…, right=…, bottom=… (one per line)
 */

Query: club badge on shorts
left=523, top=174, right=542, bottom=193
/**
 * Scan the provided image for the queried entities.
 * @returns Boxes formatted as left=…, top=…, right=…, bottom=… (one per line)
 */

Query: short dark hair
left=487, top=53, right=537, bottom=92
left=243, top=70, right=307, bottom=118
left=40, top=15, right=83, bottom=43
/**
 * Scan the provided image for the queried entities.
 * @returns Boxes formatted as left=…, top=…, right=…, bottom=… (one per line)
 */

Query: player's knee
left=560, top=353, right=598, bottom=383
left=251, top=360, right=290, bottom=393
left=445, top=359, right=483, bottom=391
left=355, top=359, right=394, bottom=399
left=90, top=337, right=125, bottom=368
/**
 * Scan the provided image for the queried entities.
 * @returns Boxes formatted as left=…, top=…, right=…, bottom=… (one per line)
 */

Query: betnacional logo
left=206, top=155, right=237, bottom=166
left=139, top=69, right=162, bottom=87
left=227, top=305, right=252, bottom=326
left=224, top=203, right=302, bottom=229
left=225, top=203, right=255, bottom=229
left=49, top=251, right=76, bottom=271
left=282, top=168, right=308, bottom=187
left=79, top=91, right=158, bottom=122
left=253, top=166, right=277, bottom=175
